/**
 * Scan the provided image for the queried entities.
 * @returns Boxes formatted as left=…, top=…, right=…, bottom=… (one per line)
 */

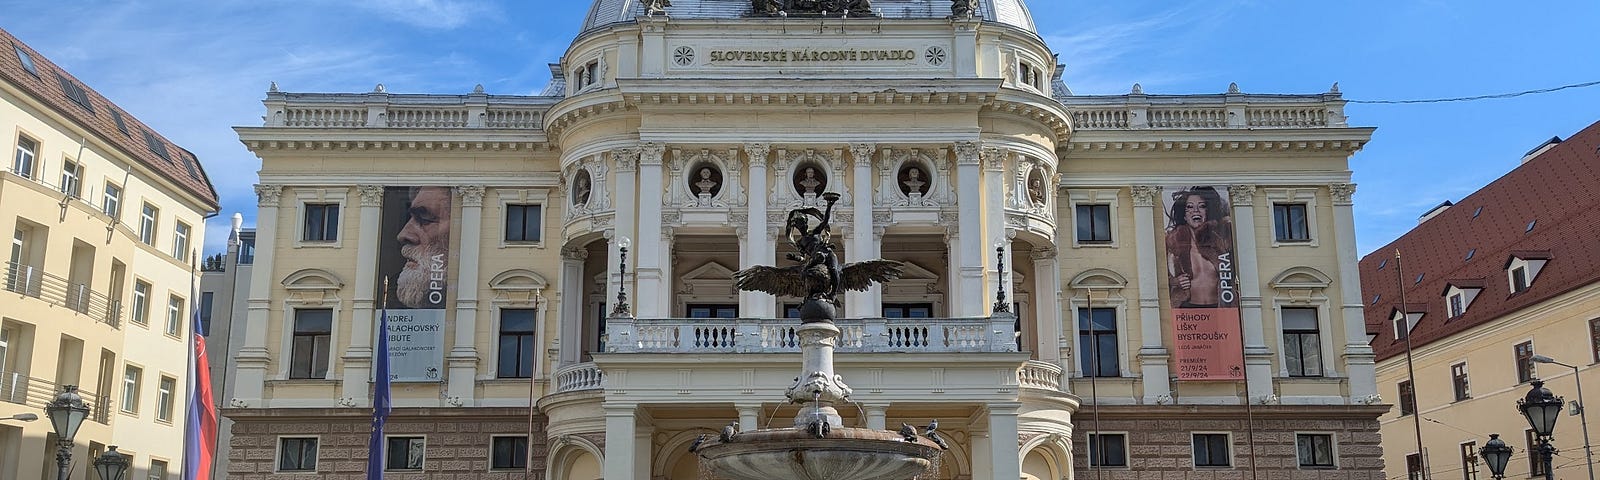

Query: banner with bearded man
left=376, top=186, right=452, bottom=382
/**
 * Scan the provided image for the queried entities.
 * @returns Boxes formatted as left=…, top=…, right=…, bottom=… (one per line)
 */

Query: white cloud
left=356, top=0, right=497, bottom=30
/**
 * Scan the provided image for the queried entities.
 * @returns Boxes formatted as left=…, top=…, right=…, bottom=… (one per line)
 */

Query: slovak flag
left=181, top=291, right=218, bottom=479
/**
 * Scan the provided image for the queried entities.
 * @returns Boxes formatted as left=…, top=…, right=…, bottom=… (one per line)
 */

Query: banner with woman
left=1163, top=185, right=1244, bottom=381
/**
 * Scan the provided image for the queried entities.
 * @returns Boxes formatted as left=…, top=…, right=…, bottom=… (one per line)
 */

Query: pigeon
left=925, top=419, right=939, bottom=434
left=900, top=423, right=919, bottom=442
left=926, top=430, right=949, bottom=450
left=721, top=421, right=738, bottom=443
left=688, top=434, right=707, bottom=453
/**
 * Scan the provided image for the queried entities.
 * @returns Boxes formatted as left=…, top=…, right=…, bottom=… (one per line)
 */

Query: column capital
left=849, top=143, right=876, bottom=167
left=254, top=184, right=283, bottom=207
left=981, top=147, right=1007, bottom=171
left=954, top=141, right=981, bottom=165
left=357, top=185, right=385, bottom=207
left=1130, top=185, right=1161, bottom=207
left=640, top=142, right=666, bottom=165
left=1329, top=183, right=1357, bottom=205
left=612, top=147, right=640, bottom=172
left=561, top=245, right=590, bottom=261
left=1229, top=184, right=1257, bottom=206
left=456, top=185, right=486, bottom=207
left=744, top=142, right=770, bottom=165
left=1030, top=245, right=1058, bottom=261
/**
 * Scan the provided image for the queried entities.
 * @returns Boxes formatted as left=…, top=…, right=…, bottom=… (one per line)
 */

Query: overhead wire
left=1349, top=80, right=1600, bottom=104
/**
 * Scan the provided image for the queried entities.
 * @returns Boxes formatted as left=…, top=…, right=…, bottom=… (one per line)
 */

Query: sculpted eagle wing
left=733, top=264, right=811, bottom=298
left=840, top=259, right=905, bottom=292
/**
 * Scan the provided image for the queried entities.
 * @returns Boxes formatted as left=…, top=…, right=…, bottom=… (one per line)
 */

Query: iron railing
left=4, top=262, right=121, bottom=328
left=0, top=371, right=112, bottom=424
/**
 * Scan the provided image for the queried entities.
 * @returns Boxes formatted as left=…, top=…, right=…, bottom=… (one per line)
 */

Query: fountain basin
left=697, top=427, right=942, bottom=480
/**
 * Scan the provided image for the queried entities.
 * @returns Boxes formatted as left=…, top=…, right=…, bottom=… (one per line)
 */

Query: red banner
left=1173, top=308, right=1245, bottom=380
left=1163, top=185, right=1245, bottom=381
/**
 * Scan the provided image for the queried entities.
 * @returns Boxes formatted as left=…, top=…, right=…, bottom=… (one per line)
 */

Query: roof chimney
left=1522, top=136, right=1562, bottom=163
left=1419, top=200, right=1453, bottom=224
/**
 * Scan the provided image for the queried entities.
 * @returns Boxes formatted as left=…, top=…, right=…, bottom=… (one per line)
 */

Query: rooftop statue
left=733, top=192, right=903, bottom=323
left=753, top=0, right=877, bottom=17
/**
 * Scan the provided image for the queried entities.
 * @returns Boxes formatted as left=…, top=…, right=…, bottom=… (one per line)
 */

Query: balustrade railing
left=265, top=93, right=551, bottom=130
left=1017, top=360, right=1064, bottom=392
left=0, top=372, right=112, bottom=424
left=4, top=262, right=121, bottom=328
left=554, top=362, right=604, bottom=393
left=1062, top=93, right=1347, bottom=131
left=608, top=316, right=1017, bottom=354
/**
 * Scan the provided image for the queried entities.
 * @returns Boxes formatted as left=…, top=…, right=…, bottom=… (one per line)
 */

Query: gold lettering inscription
left=704, top=48, right=920, bottom=64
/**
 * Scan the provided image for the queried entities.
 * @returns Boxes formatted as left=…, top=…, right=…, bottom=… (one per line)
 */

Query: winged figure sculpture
left=733, top=193, right=904, bottom=321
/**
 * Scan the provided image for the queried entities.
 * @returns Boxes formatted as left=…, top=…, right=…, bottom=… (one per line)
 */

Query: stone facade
left=1072, top=406, right=1387, bottom=479
left=226, top=408, right=545, bottom=479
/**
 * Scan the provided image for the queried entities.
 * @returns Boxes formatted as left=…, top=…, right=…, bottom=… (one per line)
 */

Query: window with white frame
left=386, top=436, right=426, bottom=470
left=504, top=204, right=543, bottom=243
left=121, top=364, right=142, bottom=414
left=290, top=309, right=332, bottom=379
left=302, top=203, right=339, bottom=242
left=1460, top=441, right=1478, bottom=480
left=1451, top=362, right=1470, bottom=401
left=1506, top=255, right=1548, bottom=294
left=1282, top=307, right=1322, bottom=377
left=1078, top=307, right=1118, bottom=377
left=498, top=309, right=535, bottom=378
left=1265, top=188, right=1319, bottom=246
left=132, top=281, right=151, bottom=326
left=102, top=182, right=122, bottom=218
left=1068, top=189, right=1119, bottom=247
left=1076, top=204, right=1112, bottom=244
left=150, top=459, right=169, bottom=480
left=278, top=437, right=318, bottom=471
left=139, top=203, right=159, bottom=245
left=1192, top=433, right=1232, bottom=467
left=1087, top=433, right=1127, bottom=467
left=1448, top=292, right=1465, bottom=318
left=59, top=160, right=82, bottom=197
left=156, top=375, right=176, bottom=422
left=1515, top=341, right=1535, bottom=383
left=166, top=294, right=184, bottom=337
left=12, top=135, right=36, bottom=179
left=491, top=436, right=529, bottom=470
left=1295, top=433, right=1335, bottom=468
left=172, top=222, right=190, bottom=259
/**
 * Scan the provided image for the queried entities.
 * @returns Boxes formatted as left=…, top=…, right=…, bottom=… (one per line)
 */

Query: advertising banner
left=377, top=186, right=452, bottom=382
left=1163, top=185, right=1244, bottom=381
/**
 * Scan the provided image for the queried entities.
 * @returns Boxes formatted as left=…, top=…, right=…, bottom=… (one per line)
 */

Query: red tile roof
left=1362, top=120, right=1600, bottom=361
left=0, top=27, right=218, bottom=209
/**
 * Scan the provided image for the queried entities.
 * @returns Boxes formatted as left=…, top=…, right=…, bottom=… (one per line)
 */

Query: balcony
left=553, top=358, right=1066, bottom=395
left=0, top=371, right=112, bottom=424
left=4, top=262, right=122, bottom=328
left=261, top=90, right=556, bottom=130
left=1060, top=90, right=1348, bottom=130
left=605, top=316, right=1017, bottom=354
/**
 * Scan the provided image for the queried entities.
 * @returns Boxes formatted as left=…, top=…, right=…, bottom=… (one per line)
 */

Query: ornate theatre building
left=224, top=1, right=1385, bottom=479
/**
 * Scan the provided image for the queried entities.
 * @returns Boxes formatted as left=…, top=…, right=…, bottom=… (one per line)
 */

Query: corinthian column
left=848, top=143, right=877, bottom=318
left=340, top=185, right=384, bottom=406
left=235, top=184, right=282, bottom=405
left=636, top=144, right=666, bottom=317
left=1329, top=183, right=1377, bottom=401
left=446, top=185, right=485, bottom=405
left=610, top=148, right=639, bottom=313
left=740, top=143, right=775, bottom=318
left=1130, top=185, right=1170, bottom=403
left=1229, top=185, right=1272, bottom=401
left=953, top=142, right=984, bottom=316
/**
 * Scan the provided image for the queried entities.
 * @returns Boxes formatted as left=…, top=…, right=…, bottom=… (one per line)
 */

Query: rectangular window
left=302, top=203, right=339, bottom=242
left=142, top=130, right=171, bottom=162
left=505, top=204, right=542, bottom=243
left=1075, top=204, right=1112, bottom=243
left=278, top=437, right=319, bottom=471
left=687, top=304, right=738, bottom=319
left=112, top=109, right=129, bottom=135
left=1078, top=307, right=1118, bottom=377
left=1448, top=293, right=1466, bottom=318
left=1592, top=318, right=1600, bottom=364
left=1192, top=433, right=1231, bottom=467
left=1527, top=429, right=1546, bottom=476
left=386, top=436, right=426, bottom=470
left=1398, top=380, right=1416, bottom=416
left=156, top=376, right=176, bottom=422
left=1273, top=203, right=1311, bottom=242
left=498, top=309, right=536, bottom=379
left=491, top=436, right=529, bottom=470
left=238, top=236, right=255, bottom=265
left=149, top=459, right=168, bottom=480
left=1452, top=362, right=1470, bottom=401
left=132, top=281, right=151, bottom=325
left=1296, top=433, right=1335, bottom=468
left=12, top=136, right=36, bottom=179
left=103, top=182, right=122, bottom=218
left=1515, top=341, right=1535, bottom=383
left=1511, top=266, right=1529, bottom=293
left=1407, top=453, right=1423, bottom=480
left=1460, top=441, right=1478, bottom=480
left=173, top=222, right=190, bottom=259
left=1087, top=433, right=1127, bottom=467
left=13, top=43, right=37, bottom=76
left=140, top=203, right=159, bottom=245
left=1394, top=315, right=1409, bottom=340
left=121, top=365, right=142, bottom=414
left=59, top=160, right=82, bottom=197
left=882, top=303, right=934, bottom=318
left=1282, top=307, right=1322, bottom=377
left=54, top=72, right=95, bottom=113
left=199, top=292, right=214, bottom=335
left=166, top=295, right=184, bottom=337
left=290, top=309, right=333, bottom=379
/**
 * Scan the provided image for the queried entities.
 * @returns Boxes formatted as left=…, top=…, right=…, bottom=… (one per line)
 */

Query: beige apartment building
left=0, top=27, right=220, bottom=480
left=225, top=1, right=1384, bottom=479
left=1365, top=121, right=1600, bottom=480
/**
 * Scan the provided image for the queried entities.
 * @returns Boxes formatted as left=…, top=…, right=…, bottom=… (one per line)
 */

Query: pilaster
left=603, top=404, right=639, bottom=480
left=740, top=143, right=775, bottom=318
left=339, top=185, right=384, bottom=405
left=557, top=247, right=589, bottom=366
left=954, top=141, right=985, bottom=316
left=1130, top=185, right=1170, bottom=403
left=610, top=148, right=640, bottom=310
left=986, top=403, right=1022, bottom=480
left=982, top=147, right=1009, bottom=317
left=1031, top=247, right=1062, bottom=365
left=235, top=184, right=282, bottom=405
left=1329, top=183, right=1377, bottom=401
left=447, top=185, right=485, bottom=405
left=636, top=143, right=666, bottom=317
left=848, top=143, right=878, bottom=318
left=1230, top=184, right=1273, bottom=400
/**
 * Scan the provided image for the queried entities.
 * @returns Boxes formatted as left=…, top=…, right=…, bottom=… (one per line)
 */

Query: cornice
left=238, top=136, right=552, bottom=154
left=1062, top=127, right=1376, bottom=155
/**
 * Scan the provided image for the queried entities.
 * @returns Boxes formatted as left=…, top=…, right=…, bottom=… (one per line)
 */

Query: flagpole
left=1396, top=250, right=1428, bottom=479
left=368, top=277, right=393, bottom=480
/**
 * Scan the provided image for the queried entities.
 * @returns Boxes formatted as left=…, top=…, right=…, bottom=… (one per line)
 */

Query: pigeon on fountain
left=923, top=421, right=949, bottom=451
left=899, top=423, right=919, bottom=442
left=925, top=419, right=938, bottom=433
left=721, top=421, right=739, bottom=443
left=689, top=434, right=708, bottom=453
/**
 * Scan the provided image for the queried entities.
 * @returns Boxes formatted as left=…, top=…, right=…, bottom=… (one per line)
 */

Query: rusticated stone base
left=223, top=407, right=547, bottom=479
left=1071, top=404, right=1388, bottom=480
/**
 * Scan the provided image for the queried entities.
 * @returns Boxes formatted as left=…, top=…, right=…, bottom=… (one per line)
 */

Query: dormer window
left=1505, top=252, right=1550, bottom=294
left=1511, top=267, right=1529, bottom=293
left=1442, top=283, right=1482, bottom=319
left=573, top=59, right=600, bottom=92
left=1017, top=61, right=1044, bottom=91
left=1392, top=309, right=1421, bottom=340
left=1448, top=293, right=1465, bottom=318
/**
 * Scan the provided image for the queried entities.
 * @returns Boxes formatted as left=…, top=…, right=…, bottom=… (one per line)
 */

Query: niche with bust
left=792, top=163, right=828, bottom=198
left=1026, top=167, right=1047, bottom=206
left=689, top=163, right=724, bottom=206
left=571, top=169, right=593, bottom=207
left=897, top=162, right=933, bottom=204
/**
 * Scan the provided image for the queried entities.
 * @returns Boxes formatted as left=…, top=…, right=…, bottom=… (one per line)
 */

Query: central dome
left=581, top=0, right=1037, bottom=33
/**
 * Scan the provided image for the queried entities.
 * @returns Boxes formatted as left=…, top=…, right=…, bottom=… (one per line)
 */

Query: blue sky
left=3, top=0, right=1597, bottom=257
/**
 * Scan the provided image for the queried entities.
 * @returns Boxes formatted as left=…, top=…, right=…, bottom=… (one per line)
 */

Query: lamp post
left=2, top=412, right=38, bottom=422
left=92, top=445, right=130, bottom=480
left=1533, top=354, right=1595, bottom=480
left=1518, top=380, right=1565, bottom=480
left=44, top=385, right=90, bottom=480
left=1479, top=433, right=1513, bottom=480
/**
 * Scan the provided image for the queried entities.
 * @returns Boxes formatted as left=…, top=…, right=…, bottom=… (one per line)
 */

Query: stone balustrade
left=554, top=362, right=605, bottom=393
left=1017, top=360, right=1064, bottom=392
left=263, top=90, right=555, bottom=130
left=605, top=316, right=1018, bottom=354
left=1062, top=91, right=1347, bottom=131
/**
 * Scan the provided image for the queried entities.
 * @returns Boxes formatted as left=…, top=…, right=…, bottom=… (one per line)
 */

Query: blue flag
left=367, top=309, right=392, bottom=479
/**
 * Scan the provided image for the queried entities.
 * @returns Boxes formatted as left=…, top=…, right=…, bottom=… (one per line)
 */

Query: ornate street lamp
left=44, top=385, right=90, bottom=480
left=1479, top=433, right=1513, bottom=480
left=1518, top=380, right=1564, bottom=480
left=1532, top=354, right=1595, bottom=480
left=93, top=445, right=130, bottom=480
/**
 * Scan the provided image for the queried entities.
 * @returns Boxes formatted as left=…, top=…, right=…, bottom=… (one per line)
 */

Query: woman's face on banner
left=1184, top=194, right=1208, bottom=228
